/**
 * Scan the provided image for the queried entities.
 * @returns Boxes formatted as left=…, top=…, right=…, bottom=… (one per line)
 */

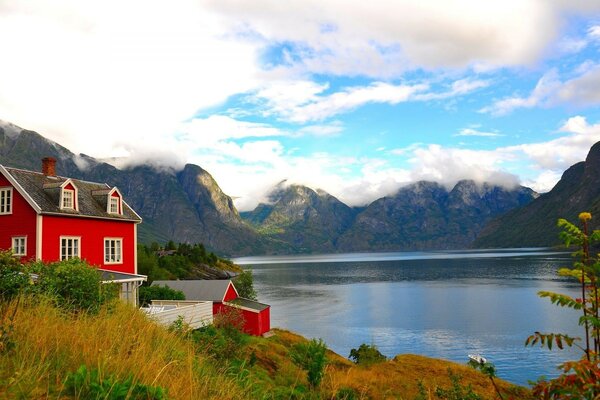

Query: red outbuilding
left=0, top=157, right=146, bottom=305
left=151, top=279, right=271, bottom=336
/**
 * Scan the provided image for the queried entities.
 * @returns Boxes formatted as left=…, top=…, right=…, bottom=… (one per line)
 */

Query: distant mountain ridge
left=244, top=179, right=537, bottom=252
left=474, top=141, right=600, bottom=248
left=1, top=119, right=540, bottom=255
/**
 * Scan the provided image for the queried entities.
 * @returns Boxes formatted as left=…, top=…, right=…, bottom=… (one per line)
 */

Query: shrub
left=138, top=284, right=185, bottom=306
left=348, top=343, right=386, bottom=366
left=289, top=338, right=328, bottom=388
left=193, top=306, right=247, bottom=361
left=0, top=250, right=29, bottom=301
left=233, top=269, right=257, bottom=300
left=35, top=259, right=118, bottom=313
left=64, top=365, right=167, bottom=400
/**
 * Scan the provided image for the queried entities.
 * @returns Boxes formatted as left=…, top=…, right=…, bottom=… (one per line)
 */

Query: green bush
left=0, top=250, right=30, bottom=301
left=289, top=338, right=328, bottom=388
left=348, top=343, right=386, bottom=366
left=64, top=365, right=166, bottom=400
left=138, top=284, right=185, bottom=306
left=233, top=269, right=257, bottom=300
left=34, top=259, right=118, bottom=313
left=192, top=307, right=248, bottom=361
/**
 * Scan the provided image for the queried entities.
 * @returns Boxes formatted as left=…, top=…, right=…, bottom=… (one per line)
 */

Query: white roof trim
left=0, top=164, right=42, bottom=213
left=122, top=199, right=143, bottom=222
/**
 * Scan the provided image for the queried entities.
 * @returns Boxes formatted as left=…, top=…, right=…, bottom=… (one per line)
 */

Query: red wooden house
left=152, top=279, right=271, bottom=336
left=0, top=157, right=146, bottom=305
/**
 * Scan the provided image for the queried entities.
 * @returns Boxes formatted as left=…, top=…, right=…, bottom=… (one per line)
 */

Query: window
left=0, top=187, right=12, bottom=214
left=60, top=237, right=80, bottom=260
left=12, top=237, right=26, bottom=256
left=109, top=197, right=120, bottom=214
left=62, top=189, right=74, bottom=209
left=104, top=238, right=122, bottom=264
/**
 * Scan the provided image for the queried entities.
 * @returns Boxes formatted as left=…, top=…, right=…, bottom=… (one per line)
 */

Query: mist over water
left=234, top=249, right=582, bottom=386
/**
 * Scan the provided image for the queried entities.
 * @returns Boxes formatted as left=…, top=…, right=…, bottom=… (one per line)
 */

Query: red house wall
left=41, top=215, right=136, bottom=274
left=0, top=175, right=37, bottom=262
left=215, top=302, right=271, bottom=336
left=239, top=307, right=270, bottom=336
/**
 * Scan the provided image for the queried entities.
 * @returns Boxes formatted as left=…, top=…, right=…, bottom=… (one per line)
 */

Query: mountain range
left=242, top=180, right=536, bottom=252
left=4, top=119, right=597, bottom=255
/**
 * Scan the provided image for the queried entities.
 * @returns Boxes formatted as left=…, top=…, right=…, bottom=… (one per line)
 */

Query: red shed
left=0, top=158, right=146, bottom=305
left=152, top=279, right=271, bottom=336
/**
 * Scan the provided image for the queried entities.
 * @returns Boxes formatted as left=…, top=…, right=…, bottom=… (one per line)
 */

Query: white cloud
left=588, top=25, right=600, bottom=40
left=508, top=115, right=600, bottom=170
left=182, top=115, right=286, bottom=144
left=482, top=65, right=600, bottom=115
left=413, top=78, right=490, bottom=101
left=251, top=77, right=488, bottom=123
left=296, top=122, right=344, bottom=137
left=407, top=145, right=519, bottom=189
left=480, top=70, right=561, bottom=115
left=455, top=128, right=503, bottom=137
left=287, top=82, right=427, bottom=122
left=208, top=0, right=588, bottom=75
left=0, top=0, right=263, bottom=160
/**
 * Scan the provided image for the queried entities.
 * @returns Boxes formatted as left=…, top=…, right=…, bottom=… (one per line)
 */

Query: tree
left=233, top=270, right=257, bottom=300
left=525, top=212, right=600, bottom=398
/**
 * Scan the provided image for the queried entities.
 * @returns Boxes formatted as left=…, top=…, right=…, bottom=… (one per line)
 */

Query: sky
left=1, top=1, right=600, bottom=211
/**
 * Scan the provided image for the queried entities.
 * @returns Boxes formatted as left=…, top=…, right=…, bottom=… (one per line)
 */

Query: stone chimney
left=41, top=157, right=57, bottom=176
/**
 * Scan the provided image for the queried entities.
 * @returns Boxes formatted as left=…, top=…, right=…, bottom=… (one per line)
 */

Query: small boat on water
left=468, top=354, right=487, bottom=364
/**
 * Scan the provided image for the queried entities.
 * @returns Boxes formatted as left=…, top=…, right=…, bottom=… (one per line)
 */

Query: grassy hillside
left=0, top=297, right=530, bottom=399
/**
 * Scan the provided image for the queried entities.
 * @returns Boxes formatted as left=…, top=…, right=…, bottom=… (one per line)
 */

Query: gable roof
left=0, top=165, right=141, bottom=222
left=226, top=297, right=270, bottom=312
left=151, top=280, right=237, bottom=302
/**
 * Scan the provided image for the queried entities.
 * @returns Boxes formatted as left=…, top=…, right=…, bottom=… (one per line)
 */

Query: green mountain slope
left=474, top=141, right=600, bottom=248
left=241, top=182, right=357, bottom=252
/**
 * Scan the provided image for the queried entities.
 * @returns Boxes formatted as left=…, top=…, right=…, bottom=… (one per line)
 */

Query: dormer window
left=62, top=189, right=74, bottom=209
left=109, top=197, right=119, bottom=214
left=107, top=188, right=122, bottom=215
left=57, top=179, right=78, bottom=211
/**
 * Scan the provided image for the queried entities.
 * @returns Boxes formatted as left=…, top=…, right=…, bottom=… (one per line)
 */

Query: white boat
left=468, top=354, right=487, bottom=364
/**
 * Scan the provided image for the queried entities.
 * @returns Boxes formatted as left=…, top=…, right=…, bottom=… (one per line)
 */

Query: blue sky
left=1, top=1, right=600, bottom=210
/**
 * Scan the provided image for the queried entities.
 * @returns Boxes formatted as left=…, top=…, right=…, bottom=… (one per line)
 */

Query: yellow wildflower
left=579, top=212, right=592, bottom=222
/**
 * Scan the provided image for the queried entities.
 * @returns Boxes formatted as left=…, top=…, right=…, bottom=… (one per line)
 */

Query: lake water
left=233, top=249, right=584, bottom=386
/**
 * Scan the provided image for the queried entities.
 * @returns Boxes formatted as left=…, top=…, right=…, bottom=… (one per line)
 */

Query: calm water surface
left=234, top=249, right=582, bottom=386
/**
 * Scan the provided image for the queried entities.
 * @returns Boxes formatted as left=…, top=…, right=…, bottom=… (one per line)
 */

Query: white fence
left=142, top=300, right=213, bottom=329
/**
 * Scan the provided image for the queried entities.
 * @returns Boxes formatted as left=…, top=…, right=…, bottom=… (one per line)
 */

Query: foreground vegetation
left=0, top=298, right=527, bottom=399
left=6, top=210, right=600, bottom=398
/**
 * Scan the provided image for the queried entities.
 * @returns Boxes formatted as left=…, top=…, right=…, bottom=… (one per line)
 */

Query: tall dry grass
left=0, top=296, right=248, bottom=399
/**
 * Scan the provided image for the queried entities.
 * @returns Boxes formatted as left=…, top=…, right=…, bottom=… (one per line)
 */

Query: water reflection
left=236, top=250, right=584, bottom=386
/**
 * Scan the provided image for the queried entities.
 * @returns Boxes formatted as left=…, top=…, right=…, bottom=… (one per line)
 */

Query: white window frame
left=12, top=236, right=26, bottom=256
left=104, top=238, right=123, bottom=264
left=0, top=187, right=12, bottom=215
left=60, top=236, right=81, bottom=260
left=61, top=189, right=75, bottom=210
left=109, top=196, right=120, bottom=214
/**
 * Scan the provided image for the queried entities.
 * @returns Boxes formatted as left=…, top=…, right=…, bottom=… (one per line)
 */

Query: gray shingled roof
left=227, top=297, right=270, bottom=312
left=151, top=280, right=236, bottom=302
left=3, top=166, right=141, bottom=222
